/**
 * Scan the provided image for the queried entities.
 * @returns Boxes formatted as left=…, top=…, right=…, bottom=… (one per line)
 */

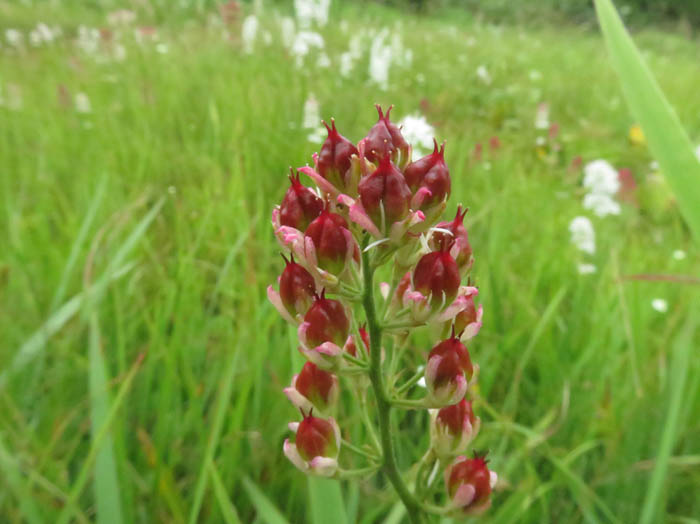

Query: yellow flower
left=629, top=124, right=646, bottom=146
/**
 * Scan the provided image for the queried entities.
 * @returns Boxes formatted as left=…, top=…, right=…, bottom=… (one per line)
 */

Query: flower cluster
left=269, top=105, right=496, bottom=517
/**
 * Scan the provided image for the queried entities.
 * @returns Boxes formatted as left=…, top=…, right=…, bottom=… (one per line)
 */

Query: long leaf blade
left=594, top=0, right=700, bottom=241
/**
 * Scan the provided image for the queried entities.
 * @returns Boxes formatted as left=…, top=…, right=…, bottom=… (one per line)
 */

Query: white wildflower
left=77, top=25, right=100, bottom=55
left=294, top=0, right=331, bottom=29
left=651, top=298, right=668, bottom=313
left=672, top=250, right=686, bottom=260
left=583, top=159, right=620, bottom=196
left=529, top=70, right=542, bottom=81
left=291, top=31, right=325, bottom=68
left=279, top=17, right=295, bottom=49
left=577, top=263, right=597, bottom=275
left=241, top=15, right=258, bottom=54
left=75, top=92, right=92, bottom=113
left=5, top=29, right=23, bottom=47
left=369, top=29, right=392, bottom=90
left=316, top=52, right=331, bottom=68
left=569, top=216, right=595, bottom=255
left=113, top=43, right=127, bottom=61
left=535, top=102, right=549, bottom=130
left=583, top=193, right=621, bottom=217
left=339, top=52, right=354, bottom=77
left=302, top=93, right=320, bottom=130
left=476, top=65, right=491, bottom=85
left=156, top=43, right=169, bottom=54
left=398, top=114, right=435, bottom=157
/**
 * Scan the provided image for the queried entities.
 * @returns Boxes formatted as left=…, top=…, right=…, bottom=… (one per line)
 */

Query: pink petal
left=452, top=483, right=476, bottom=508
left=298, top=166, right=339, bottom=197
left=267, top=285, right=297, bottom=325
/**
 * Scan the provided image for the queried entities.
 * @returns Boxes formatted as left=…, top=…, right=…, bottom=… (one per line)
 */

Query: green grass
left=1, top=1, right=699, bottom=522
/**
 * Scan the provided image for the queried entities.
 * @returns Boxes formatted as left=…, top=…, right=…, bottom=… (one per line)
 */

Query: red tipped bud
left=445, top=454, right=497, bottom=515
left=432, top=399, right=480, bottom=459
left=413, top=249, right=461, bottom=307
left=358, top=154, right=412, bottom=228
left=284, top=412, right=340, bottom=476
left=303, top=292, right=350, bottom=348
left=304, top=207, right=354, bottom=275
left=317, top=119, right=359, bottom=191
left=429, top=336, right=474, bottom=380
left=431, top=206, right=472, bottom=270
left=279, top=254, right=316, bottom=318
left=404, top=140, right=451, bottom=209
left=363, top=105, right=409, bottom=167
left=279, top=171, right=324, bottom=231
left=285, top=362, right=339, bottom=413
left=346, top=325, right=370, bottom=357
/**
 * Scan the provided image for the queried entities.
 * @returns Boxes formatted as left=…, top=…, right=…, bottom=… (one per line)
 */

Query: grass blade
left=308, top=477, right=347, bottom=524
left=56, top=351, right=144, bottom=524
left=240, top=476, right=290, bottom=524
left=594, top=0, right=700, bottom=241
left=639, top=314, right=696, bottom=524
left=208, top=462, right=242, bottom=524
left=0, top=435, right=43, bottom=524
left=88, top=313, right=124, bottom=524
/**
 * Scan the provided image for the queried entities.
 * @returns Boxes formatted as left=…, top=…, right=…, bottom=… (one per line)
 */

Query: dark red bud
left=279, top=171, right=324, bottom=231
left=295, top=362, right=336, bottom=409
left=296, top=413, right=338, bottom=461
left=404, top=140, right=451, bottom=208
left=429, top=336, right=474, bottom=380
left=304, top=292, right=350, bottom=348
left=363, top=105, right=409, bottom=165
left=432, top=206, right=472, bottom=268
left=413, top=250, right=461, bottom=306
left=279, top=254, right=316, bottom=317
left=447, top=455, right=493, bottom=509
left=437, top=398, right=476, bottom=436
left=358, top=154, right=411, bottom=227
left=317, top=119, right=359, bottom=191
left=305, top=208, right=352, bottom=274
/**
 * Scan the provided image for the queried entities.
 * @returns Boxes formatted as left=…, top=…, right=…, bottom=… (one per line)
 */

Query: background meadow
left=1, top=0, right=699, bottom=522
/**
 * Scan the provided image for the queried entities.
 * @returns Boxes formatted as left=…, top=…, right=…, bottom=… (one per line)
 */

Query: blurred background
left=1, top=0, right=699, bottom=522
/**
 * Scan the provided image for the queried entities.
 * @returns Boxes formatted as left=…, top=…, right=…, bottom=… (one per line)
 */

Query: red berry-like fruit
left=303, top=292, right=350, bottom=348
left=358, top=154, right=412, bottom=228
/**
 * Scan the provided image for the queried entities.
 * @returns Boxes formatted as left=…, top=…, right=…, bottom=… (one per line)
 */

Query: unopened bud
left=284, top=411, right=340, bottom=477
left=279, top=170, right=324, bottom=231
left=305, top=207, right=354, bottom=275
left=303, top=292, right=350, bottom=348
left=431, top=206, right=472, bottom=272
left=444, top=454, right=497, bottom=515
left=404, top=140, right=451, bottom=209
left=358, top=154, right=412, bottom=228
left=413, top=247, right=461, bottom=308
left=285, top=362, right=339, bottom=413
left=317, top=119, right=359, bottom=192
left=363, top=105, right=409, bottom=168
left=431, top=399, right=480, bottom=459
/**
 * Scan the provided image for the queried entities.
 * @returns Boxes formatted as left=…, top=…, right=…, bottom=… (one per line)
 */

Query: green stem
left=362, top=245, right=424, bottom=524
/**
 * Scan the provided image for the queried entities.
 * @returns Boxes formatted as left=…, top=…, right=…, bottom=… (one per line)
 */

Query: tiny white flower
left=583, top=193, right=621, bottom=217
left=241, top=15, right=258, bottom=54
left=155, top=43, right=169, bottom=54
left=649, top=160, right=659, bottom=171
left=672, top=250, right=686, bottom=260
left=534, top=102, right=549, bottom=130
left=529, top=70, right=542, bottom=81
left=339, top=52, right=354, bottom=77
left=535, top=136, right=546, bottom=146
left=302, top=93, right=320, bottom=130
left=577, top=263, right=597, bottom=275
left=316, top=52, right=330, bottom=68
left=279, top=17, right=295, bottom=49
left=476, top=65, right=491, bottom=85
left=75, top=92, right=92, bottom=113
left=583, top=159, right=620, bottom=196
left=569, top=216, right=595, bottom=255
left=651, top=298, right=668, bottom=313
left=398, top=114, right=435, bottom=158
left=368, top=29, right=392, bottom=90
left=5, top=29, right=23, bottom=47
left=291, top=31, right=324, bottom=67
left=113, top=43, right=127, bottom=61
left=29, top=30, right=42, bottom=47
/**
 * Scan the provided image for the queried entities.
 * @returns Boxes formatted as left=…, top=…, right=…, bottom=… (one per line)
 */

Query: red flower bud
left=413, top=248, right=461, bottom=307
left=431, top=206, right=472, bottom=270
left=363, top=105, right=409, bottom=166
left=289, top=362, right=339, bottom=412
left=445, top=454, right=496, bottom=514
left=279, top=254, right=316, bottom=318
left=358, top=154, right=412, bottom=227
left=305, top=207, right=353, bottom=274
left=429, top=335, right=474, bottom=380
left=279, top=171, right=324, bottom=231
left=453, top=297, right=478, bottom=336
left=346, top=325, right=370, bottom=357
left=432, top=399, right=480, bottom=459
left=404, top=140, right=451, bottom=209
left=296, top=412, right=339, bottom=461
left=303, top=292, right=350, bottom=348
left=317, top=119, right=359, bottom=191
